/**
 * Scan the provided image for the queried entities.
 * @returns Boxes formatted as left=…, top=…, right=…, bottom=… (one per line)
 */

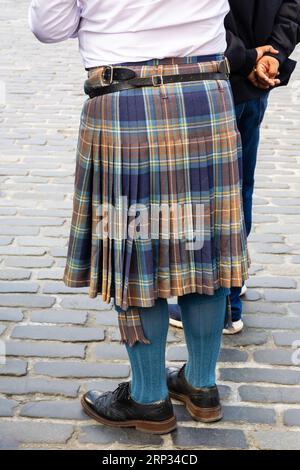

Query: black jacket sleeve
left=266, top=0, right=300, bottom=64
left=224, top=12, right=257, bottom=75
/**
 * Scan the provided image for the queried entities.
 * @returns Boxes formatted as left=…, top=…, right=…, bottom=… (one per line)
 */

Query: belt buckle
left=101, top=65, right=114, bottom=86
left=152, top=75, right=164, bottom=87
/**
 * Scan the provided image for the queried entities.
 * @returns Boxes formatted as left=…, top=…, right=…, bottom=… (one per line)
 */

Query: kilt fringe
left=118, top=307, right=151, bottom=347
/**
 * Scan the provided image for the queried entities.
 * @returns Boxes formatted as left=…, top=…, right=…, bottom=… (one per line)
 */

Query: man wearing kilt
left=29, top=0, right=248, bottom=434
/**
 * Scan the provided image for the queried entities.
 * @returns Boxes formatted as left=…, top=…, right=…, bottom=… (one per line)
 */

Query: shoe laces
left=112, top=381, right=131, bottom=401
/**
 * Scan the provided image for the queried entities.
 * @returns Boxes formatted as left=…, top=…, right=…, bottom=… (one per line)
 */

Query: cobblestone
left=11, top=325, right=105, bottom=342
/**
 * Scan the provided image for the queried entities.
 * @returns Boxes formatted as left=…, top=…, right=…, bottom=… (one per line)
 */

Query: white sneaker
left=223, top=320, right=244, bottom=335
left=240, top=285, right=247, bottom=297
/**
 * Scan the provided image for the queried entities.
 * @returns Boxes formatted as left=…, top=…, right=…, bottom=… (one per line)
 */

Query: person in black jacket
left=223, top=0, right=300, bottom=334
left=169, top=0, right=300, bottom=334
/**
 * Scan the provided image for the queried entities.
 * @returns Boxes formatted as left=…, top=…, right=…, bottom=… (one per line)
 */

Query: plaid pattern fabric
left=63, top=55, right=249, bottom=346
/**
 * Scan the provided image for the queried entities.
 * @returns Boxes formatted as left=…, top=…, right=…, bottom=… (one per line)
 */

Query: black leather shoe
left=81, top=382, right=177, bottom=434
left=167, top=365, right=223, bottom=422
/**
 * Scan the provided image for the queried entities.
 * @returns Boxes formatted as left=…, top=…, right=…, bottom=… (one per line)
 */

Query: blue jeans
left=230, top=95, right=269, bottom=322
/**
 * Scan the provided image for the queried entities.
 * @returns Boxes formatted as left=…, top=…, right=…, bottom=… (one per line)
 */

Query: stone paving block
left=283, top=409, right=300, bottom=427
left=0, top=398, right=18, bottom=417
left=5, top=341, right=86, bottom=358
left=0, top=246, right=46, bottom=256
left=0, top=237, right=13, bottom=245
left=254, top=349, right=299, bottom=366
left=243, top=290, right=262, bottom=301
left=174, top=404, right=276, bottom=425
left=0, top=295, right=55, bottom=308
left=243, top=302, right=286, bottom=315
left=0, top=436, right=20, bottom=450
left=248, top=234, right=284, bottom=243
left=93, top=311, right=119, bottom=326
left=222, top=406, right=276, bottom=425
left=11, top=325, right=104, bottom=342
left=172, top=427, right=248, bottom=449
left=0, top=308, right=23, bottom=322
left=34, top=361, right=130, bottom=379
left=0, top=282, right=39, bottom=293
left=0, top=360, right=27, bottom=376
left=0, top=422, right=74, bottom=445
left=37, top=269, right=64, bottom=280
left=265, top=289, right=300, bottom=302
left=0, top=227, right=40, bottom=236
left=246, top=276, right=297, bottom=289
left=273, top=332, right=300, bottom=346
left=79, top=425, right=163, bottom=446
left=251, top=243, right=295, bottom=254
left=221, top=367, right=300, bottom=385
left=222, top=331, right=268, bottom=347
left=252, top=431, right=300, bottom=450
left=5, top=257, right=54, bottom=268
left=0, top=218, right=64, bottom=227
left=246, top=254, right=283, bottom=264
left=94, top=343, right=128, bottom=360
left=239, top=385, right=300, bottom=404
left=42, top=281, right=88, bottom=294
left=244, top=315, right=300, bottom=329
left=17, top=236, right=66, bottom=247
left=0, top=269, right=31, bottom=281
left=219, top=349, right=248, bottom=363
left=20, top=400, right=88, bottom=420
left=19, top=209, right=70, bottom=218
left=61, top=295, right=113, bottom=311
left=0, top=377, right=79, bottom=397
left=30, top=309, right=87, bottom=325
left=49, top=248, right=68, bottom=258
left=252, top=215, right=278, bottom=225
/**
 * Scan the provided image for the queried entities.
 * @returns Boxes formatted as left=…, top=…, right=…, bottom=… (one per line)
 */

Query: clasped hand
left=248, top=45, right=281, bottom=90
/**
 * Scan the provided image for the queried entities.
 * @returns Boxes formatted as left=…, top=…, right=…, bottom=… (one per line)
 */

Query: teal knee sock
left=123, top=298, right=170, bottom=404
left=178, top=288, right=228, bottom=388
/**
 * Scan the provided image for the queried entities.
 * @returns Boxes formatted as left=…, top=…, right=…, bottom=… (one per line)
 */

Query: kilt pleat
left=63, top=54, right=249, bottom=346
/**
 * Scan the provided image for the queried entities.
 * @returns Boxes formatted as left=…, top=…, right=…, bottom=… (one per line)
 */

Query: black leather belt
left=85, top=59, right=230, bottom=98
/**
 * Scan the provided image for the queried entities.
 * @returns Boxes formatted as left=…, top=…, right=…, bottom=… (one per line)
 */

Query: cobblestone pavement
left=1, top=0, right=300, bottom=450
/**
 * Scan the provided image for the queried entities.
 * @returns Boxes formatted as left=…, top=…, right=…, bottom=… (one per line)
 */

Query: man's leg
left=166, top=288, right=229, bottom=423
left=229, top=95, right=269, bottom=324
left=124, top=298, right=170, bottom=404
left=179, top=289, right=228, bottom=387
left=82, top=298, right=177, bottom=434
left=238, top=95, right=269, bottom=237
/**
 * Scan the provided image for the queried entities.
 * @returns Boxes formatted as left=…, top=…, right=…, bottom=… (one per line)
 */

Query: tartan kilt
left=63, top=54, right=249, bottom=346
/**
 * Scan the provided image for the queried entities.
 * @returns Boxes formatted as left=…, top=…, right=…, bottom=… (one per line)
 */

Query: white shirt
left=29, top=0, right=229, bottom=68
